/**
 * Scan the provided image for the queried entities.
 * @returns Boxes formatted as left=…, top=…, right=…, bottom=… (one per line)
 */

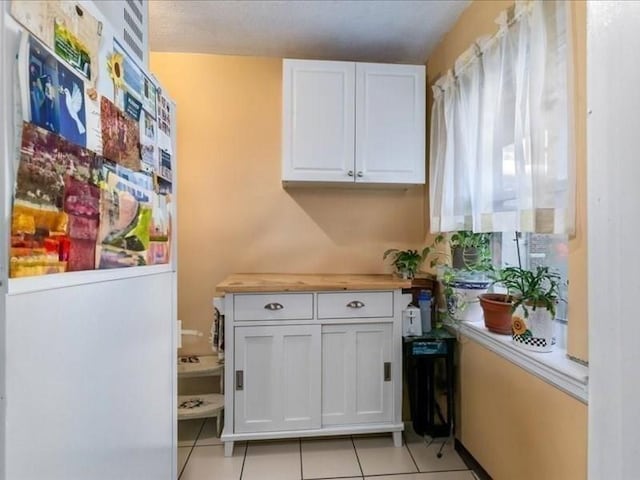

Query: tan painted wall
left=427, top=0, right=588, bottom=361
left=458, top=338, right=588, bottom=480
left=150, top=53, right=426, bottom=354
left=567, top=1, right=588, bottom=361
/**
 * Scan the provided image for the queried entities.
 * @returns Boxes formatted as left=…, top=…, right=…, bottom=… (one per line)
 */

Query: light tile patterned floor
left=178, top=419, right=478, bottom=480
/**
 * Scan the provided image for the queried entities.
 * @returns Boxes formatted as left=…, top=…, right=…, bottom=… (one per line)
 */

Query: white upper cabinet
left=282, top=60, right=356, bottom=183
left=355, top=63, right=425, bottom=184
left=282, top=59, right=425, bottom=185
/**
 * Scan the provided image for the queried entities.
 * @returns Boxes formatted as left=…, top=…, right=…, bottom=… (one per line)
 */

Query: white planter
left=448, top=280, right=490, bottom=323
left=511, top=305, right=556, bottom=353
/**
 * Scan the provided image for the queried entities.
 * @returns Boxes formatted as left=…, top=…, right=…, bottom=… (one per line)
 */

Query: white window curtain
left=429, top=0, right=575, bottom=234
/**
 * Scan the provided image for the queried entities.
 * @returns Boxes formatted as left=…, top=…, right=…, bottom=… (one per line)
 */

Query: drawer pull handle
left=264, top=302, right=284, bottom=311
left=236, top=370, right=244, bottom=390
left=347, top=300, right=365, bottom=309
left=384, top=362, right=391, bottom=382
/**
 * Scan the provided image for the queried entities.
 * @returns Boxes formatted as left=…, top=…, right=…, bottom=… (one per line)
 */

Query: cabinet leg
left=392, top=431, right=403, bottom=447
left=224, top=441, right=234, bottom=457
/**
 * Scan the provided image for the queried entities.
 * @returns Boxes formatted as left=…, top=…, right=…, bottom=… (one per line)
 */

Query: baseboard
left=454, top=439, right=492, bottom=480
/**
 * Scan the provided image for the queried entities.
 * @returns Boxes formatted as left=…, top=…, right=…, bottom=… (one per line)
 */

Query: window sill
left=450, top=320, right=589, bottom=404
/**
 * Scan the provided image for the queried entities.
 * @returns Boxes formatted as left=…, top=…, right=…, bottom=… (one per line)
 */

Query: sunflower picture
left=107, top=52, right=125, bottom=90
left=512, top=316, right=529, bottom=336
left=54, top=20, right=92, bottom=80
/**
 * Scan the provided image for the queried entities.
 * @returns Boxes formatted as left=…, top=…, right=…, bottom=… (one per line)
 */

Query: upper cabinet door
left=355, top=63, right=426, bottom=184
left=282, top=60, right=356, bottom=182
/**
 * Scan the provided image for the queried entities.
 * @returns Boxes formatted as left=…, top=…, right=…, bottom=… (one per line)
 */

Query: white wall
left=588, top=1, right=640, bottom=478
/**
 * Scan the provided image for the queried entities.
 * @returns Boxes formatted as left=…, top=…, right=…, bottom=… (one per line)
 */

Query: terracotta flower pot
left=479, top=293, right=514, bottom=335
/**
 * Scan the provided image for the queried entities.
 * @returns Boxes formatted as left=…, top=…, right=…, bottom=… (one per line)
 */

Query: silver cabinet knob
left=347, top=170, right=354, bottom=177
left=356, top=171, right=363, bottom=178
left=347, top=300, right=365, bottom=309
left=264, top=303, right=284, bottom=311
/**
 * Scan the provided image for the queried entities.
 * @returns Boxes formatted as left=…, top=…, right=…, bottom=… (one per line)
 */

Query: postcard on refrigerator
left=25, top=35, right=87, bottom=147
left=113, top=39, right=143, bottom=106
left=156, top=91, right=172, bottom=153
left=142, top=74, right=157, bottom=117
left=11, top=0, right=101, bottom=85
left=100, top=96, right=141, bottom=171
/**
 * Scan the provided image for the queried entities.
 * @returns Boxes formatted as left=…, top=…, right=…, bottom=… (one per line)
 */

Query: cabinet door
left=355, top=63, right=425, bottom=184
left=282, top=59, right=355, bottom=182
left=322, top=323, right=393, bottom=426
left=234, top=325, right=321, bottom=433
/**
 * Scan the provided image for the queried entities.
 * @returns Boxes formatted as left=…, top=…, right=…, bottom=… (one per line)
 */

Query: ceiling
left=148, top=0, right=470, bottom=64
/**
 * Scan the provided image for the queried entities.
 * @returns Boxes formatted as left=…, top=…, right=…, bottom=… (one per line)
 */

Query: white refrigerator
left=0, top=1, right=178, bottom=479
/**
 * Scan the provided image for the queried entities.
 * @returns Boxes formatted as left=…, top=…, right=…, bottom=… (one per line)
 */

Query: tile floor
left=178, top=419, right=478, bottom=480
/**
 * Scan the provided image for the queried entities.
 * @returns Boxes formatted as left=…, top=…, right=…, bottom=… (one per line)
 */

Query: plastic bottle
left=418, top=290, right=432, bottom=333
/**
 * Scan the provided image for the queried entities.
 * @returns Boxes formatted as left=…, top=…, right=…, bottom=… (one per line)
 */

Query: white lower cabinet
left=322, top=323, right=393, bottom=425
left=222, top=288, right=403, bottom=457
left=234, top=325, right=321, bottom=433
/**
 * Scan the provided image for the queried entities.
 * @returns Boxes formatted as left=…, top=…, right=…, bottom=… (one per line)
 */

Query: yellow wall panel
left=459, top=339, right=587, bottom=479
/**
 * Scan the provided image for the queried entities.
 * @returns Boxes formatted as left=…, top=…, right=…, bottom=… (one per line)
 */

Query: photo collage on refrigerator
left=9, top=0, right=173, bottom=278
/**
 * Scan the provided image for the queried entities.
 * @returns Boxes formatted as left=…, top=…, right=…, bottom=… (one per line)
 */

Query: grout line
left=402, top=432, right=420, bottom=473
left=350, top=435, right=365, bottom=479
left=193, top=418, right=207, bottom=444
left=304, top=476, right=366, bottom=479
left=363, top=471, right=472, bottom=478
left=178, top=446, right=190, bottom=480
left=178, top=419, right=206, bottom=479
left=299, top=438, right=303, bottom=480
left=239, top=441, right=249, bottom=480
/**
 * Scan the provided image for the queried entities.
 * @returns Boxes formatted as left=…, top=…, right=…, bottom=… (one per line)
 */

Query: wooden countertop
left=215, top=273, right=412, bottom=293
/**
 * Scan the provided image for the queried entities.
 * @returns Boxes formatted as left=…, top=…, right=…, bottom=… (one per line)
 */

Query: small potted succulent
left=482, top=265, right=561, bottom=351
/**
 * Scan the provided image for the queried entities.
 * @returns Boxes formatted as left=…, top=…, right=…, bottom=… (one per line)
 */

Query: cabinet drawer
left=317, top=291, right=393, bottom=319
left=234, top=293, right=314, bottom=321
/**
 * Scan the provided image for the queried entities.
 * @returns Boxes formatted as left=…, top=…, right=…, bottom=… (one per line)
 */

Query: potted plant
left=478, top=288, right=514, bottom=335
left=449, top=231, right=492, bottom=271
left=445, top=268, right=492, bottom=323
left=485, top=265, right=561, bottom=351
left=383, top=235, right=445, bottom=279
left=443, top=232, right=493, bottom=323
left=382, top=249, right=423, bottom=279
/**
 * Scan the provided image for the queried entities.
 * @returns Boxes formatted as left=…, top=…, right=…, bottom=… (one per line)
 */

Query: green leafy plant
left=383, top=235, right=446, bottom=278
left=449, top=231, right=492, bottom=271
left=424, top=234, right=447, bottom=269
left=382, top=249, right=422, bottom=279
left=493, top=265, right=561, bottom=318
